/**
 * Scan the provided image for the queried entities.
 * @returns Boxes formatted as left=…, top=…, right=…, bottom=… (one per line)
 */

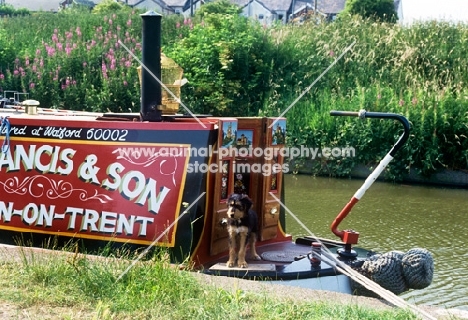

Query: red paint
left=0, top=137, right=190, bottom=246
left=330, top=197, right=359, bottom=242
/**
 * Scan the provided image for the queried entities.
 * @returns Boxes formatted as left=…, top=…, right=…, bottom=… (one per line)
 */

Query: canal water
left=284, top=174, right=468, bottom=310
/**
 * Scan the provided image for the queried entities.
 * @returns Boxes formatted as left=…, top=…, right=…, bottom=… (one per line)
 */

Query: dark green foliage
left=165, top=13, right=274, bottom=116
left=0, top=4, right=30, bottom=16
left=342, top=0, right=397, bottom=23
left=195, top=0, right=242, bottom=16
left=92, top=0, right=130, bottom=14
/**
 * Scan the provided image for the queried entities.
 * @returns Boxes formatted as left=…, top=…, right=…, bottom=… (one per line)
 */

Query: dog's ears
left=240, top=194, right=253, bottom=210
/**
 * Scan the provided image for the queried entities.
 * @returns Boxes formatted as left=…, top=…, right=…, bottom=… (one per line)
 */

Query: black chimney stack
left=140, top=11, right=162, bottom=122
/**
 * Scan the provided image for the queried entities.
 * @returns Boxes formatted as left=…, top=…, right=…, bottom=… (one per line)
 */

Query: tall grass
left=264, top=16, right=468, bottom=178
left=0, top=246, right=418, bottom=319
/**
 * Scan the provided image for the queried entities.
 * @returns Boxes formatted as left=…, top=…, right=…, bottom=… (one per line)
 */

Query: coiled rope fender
left=0, top=116, right=11, bottom=153
left=402, top=248, right=434, bottom=289
left=352, top=248, right=434, bottom=295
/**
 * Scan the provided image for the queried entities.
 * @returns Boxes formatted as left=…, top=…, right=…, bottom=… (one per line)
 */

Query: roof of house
left=125, top=0, right=176, bottom=10
left=6, top=0, right=60, bottom=12
left=258, top=0, right=291, bottom=12
left=232, top=0, right=347, bottom=15
left=232, top=0, right=291, bottom=12
left=75, top=0, right=97, bottom=6
left=124, top=0, right=144, bottom=6
left=164, top=0, right=186, bottom=8
left=313, top=0, right=345, bottom=14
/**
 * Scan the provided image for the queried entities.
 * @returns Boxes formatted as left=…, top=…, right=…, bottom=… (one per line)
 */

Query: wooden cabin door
left=209, top=117, right=286, bottom=255
left=258, top=118, right=286, bottom=241
left=210, top=118, right=237, bottom=256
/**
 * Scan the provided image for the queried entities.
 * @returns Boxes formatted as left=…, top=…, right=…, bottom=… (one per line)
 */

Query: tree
left=165, top=14, right=274, bottom=116
left=342, top=0, right=397, bottom=23
left=195, top=0, right=242, bottom=17
left=92, top=0, right=130, bottom=14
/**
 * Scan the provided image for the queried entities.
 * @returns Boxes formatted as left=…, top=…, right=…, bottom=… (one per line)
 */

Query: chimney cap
left=141, top=10, right=162, bottom=17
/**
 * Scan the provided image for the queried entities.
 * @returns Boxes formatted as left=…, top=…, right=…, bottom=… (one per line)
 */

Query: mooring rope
left=0, top=116, right=11, bottom=153
left=269, top=192, right=436, bottom=320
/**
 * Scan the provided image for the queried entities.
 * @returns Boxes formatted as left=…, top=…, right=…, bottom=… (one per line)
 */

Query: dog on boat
left=225, top=193, right=261, bottom=268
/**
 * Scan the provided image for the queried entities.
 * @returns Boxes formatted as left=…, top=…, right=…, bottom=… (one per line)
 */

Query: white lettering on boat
left=43, top=126, right=82, bottom=139
left=0, top=201, right=154, bottom=237
left=0, top=144, right=75, bottom=174
left=101, top=162, right=170, bottom=214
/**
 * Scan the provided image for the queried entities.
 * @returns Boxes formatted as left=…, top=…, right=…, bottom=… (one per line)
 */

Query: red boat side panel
left=0, top=137, right=190, bottom=246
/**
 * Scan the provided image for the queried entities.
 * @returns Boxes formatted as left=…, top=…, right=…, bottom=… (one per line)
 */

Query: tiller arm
left=329, top=110, right=410, bottom=258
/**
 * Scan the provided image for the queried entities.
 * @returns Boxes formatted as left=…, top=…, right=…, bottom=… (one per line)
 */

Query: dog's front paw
left=238, top=260, right=248, bottom=268
left=251, top=254, right=262, bottom=261
left=227, top=260, right=236, bottom=268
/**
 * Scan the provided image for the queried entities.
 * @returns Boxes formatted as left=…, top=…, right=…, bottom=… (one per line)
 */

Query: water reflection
left=284, top=174, right=468, bottom=310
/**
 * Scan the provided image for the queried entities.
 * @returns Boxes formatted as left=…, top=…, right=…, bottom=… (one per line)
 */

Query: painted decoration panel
left=271, top=119, right=286, bottom=146
left=236, top=129, right=254, bottom=149
left=220, top=120, right=237, bottom=148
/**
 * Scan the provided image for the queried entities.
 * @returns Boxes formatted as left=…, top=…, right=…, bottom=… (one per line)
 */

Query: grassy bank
left=0, top=246, right=418, bottom=319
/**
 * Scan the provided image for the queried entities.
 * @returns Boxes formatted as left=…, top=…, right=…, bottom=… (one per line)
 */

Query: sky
left=399, top=0, right=468, bottom=24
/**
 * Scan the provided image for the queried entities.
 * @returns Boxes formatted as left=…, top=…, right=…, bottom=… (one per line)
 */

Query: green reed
left=267, top=16, right=468, bottom=179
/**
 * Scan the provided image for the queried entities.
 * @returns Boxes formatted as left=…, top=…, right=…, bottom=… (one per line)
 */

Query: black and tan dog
left=225, top=193, right=261, bottom=268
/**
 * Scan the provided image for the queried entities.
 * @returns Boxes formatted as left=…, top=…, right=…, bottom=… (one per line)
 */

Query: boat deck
left=203, top=237, right=369, bottom=282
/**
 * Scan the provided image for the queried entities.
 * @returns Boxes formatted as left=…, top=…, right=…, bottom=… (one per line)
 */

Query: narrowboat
left=0, top=11, right=433, bottom=299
